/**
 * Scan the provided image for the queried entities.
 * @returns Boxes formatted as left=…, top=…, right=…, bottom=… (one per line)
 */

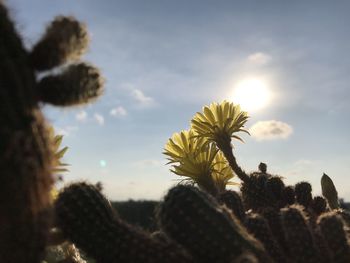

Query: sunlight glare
left=230, top=78, right=271, bottom=112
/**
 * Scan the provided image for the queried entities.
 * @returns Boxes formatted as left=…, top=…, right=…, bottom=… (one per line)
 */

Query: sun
left=230, top=78, right=271, bottom=112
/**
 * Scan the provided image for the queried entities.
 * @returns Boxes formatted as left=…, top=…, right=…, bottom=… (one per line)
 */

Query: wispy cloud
left=110, top=106, right=127, bottom=117
left=94, top=113, right=105, bottom=126
left=55, top=126, right=78, bottom=137
left=250, top=120, right=293, bottom=141
left=131, top=89, right=155, bottom=107
left=247, top=52, right=271, bottom=65
left=75, top=110, right=88, bottom=122
left=134, top=159, right=164, bottom=167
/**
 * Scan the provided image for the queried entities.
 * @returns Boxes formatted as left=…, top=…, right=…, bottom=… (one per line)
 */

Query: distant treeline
left=111, top=200, right=159, bottom=231
left=112, top=199, right=350, bottom=231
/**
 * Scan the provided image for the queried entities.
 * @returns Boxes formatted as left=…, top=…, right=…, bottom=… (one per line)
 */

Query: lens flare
left=99, top=160, right=107, bottom=168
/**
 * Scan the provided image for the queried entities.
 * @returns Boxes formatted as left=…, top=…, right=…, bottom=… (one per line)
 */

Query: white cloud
left=250, top=120, right=293, bottom=141
left=94, top=113, right=105, bottom=126
left=110, top=106, right=127, bottom=117
left=131, top=89, right=154, bottom=107
left=55, top=126, right=78, bottom=137
left=247, top=52, right=271, bottom=65
left=76, top=110, right=88, bottom=122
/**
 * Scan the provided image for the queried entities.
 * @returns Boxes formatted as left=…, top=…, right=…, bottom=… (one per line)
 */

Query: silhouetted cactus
left=244, top=213, right=286, bottom=263
left=54, top=178, right=350, bottom=263
left=294, top=182, right=313, bottom=208
left=30, top=16, right=89, bottom=71
left=259, top=207, right=289, bottom=254
left=0, top=2, right=103, bottom=262
left=311, top=196, right=328, bottom=215
left=281, top=205, right=322, bottom=263
left=318, top=212, right=350, bottom=263
left=218, top=190, right=246, bottom=222
left=158, top=185, right=271, bottom=263
left=240, top=172, right=272, bottom=211
left=321, top=173, right=340, bottom=210
left=55, top=183, right=194, bottom=263
left=37, top=63, right=103, bottom=106
left=283, top=185, right=296, bottom=205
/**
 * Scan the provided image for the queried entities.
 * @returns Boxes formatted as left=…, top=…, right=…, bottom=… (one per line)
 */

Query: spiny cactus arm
left=0, top=2, right=28, bottom=67
left=294, top=182, right=313, bottom=208
left=282, top=186, right=295, bottom=206
left=244, top=213, right=287, bottom=263
left=259, top=207, right=289, bottom=254
left=218, top=190, right=246, bottom=222
left=30, top=16, right=89, bottom=71
left=240, top=173, right=272, bottom=211
left=321, top=173, right=339, bottom=210
left=265, top=176, right=285, bottom=208
left=0, top=3, right=36, bottom=119
left=158, top=185, right=272, bottom=263
left=37, top=63, right=104, bottom=106
left=335, top=209, right=350, bottom=228
left=318, top=212, right=350, bottom=263
left=280, top=205, right=321, bottom=263
left=55, top=182, right=193, bottom=263
left=310, top=196, right=327, bottom=215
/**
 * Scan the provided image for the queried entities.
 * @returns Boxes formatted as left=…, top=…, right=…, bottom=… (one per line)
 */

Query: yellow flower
left=163, top=129, right=207, bottom=164
left=212, top=152, right=237, bottom=192
left=48, top=127, right=69, bottom=203
left=191, top=101, right=250, bottom=146
left=164, top=129, right=236, bottom=194
left=48, top=127, right=70, bottom=174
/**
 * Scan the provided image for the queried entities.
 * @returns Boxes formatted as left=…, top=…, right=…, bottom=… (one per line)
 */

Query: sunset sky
left=9, top=0, right=350, bottom=200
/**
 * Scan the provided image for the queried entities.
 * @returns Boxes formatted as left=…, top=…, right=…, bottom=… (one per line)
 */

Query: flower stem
left=217, top=139, right=250, bottom=183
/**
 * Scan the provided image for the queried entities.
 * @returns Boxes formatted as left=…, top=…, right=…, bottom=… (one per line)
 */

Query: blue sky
left=9, top=0, right=350, bottom=200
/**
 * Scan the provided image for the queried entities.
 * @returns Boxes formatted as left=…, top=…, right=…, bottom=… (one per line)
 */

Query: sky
left=8, top=0, right=350, bottom=200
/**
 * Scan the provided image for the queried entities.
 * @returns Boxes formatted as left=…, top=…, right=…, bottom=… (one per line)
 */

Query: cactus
left=55, top=183, right=272, bottom=263
left=53, top=176, right=350, bottom=263
left=30, top=16, right=89, bottom=71
left=0, top=2, right=103, bottom=262
left=310, top=196, right=328, bottom=215
left=55, top=183, right=194, bottom=263
left=294, top=182, right=313, bottom=208
left=321, top=173, right=340, bottom=210
left=158, top=185, right=271, bottom=263
left=280, top=206, right=322, bottom=263
left=218, top=190, right=246, bottom=222
left=318, top=212, right=350, bottom=263
left=54, top=179, right=350, bottom=263
left=37, top=63, right=103, bottom=106
left=244, top=213, right=286, bottom=263
left=283, top=186, right=295, bottom=206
